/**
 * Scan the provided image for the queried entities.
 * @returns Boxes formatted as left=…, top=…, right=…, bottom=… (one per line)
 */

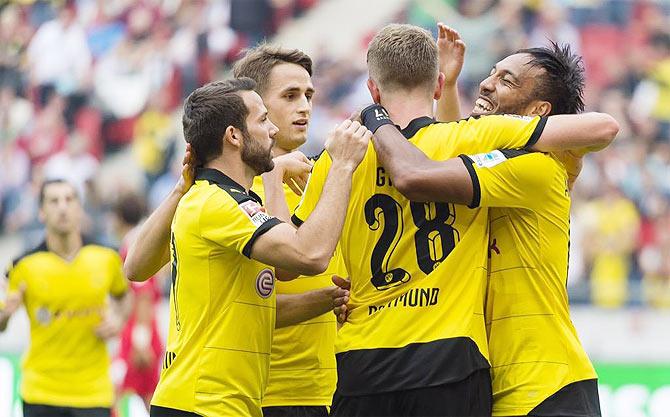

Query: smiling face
left=472, top=53, right=545, bottom=117
left=261, top=62, right=314, bottom=153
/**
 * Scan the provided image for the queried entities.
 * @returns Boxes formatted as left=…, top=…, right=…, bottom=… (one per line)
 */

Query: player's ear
left=367, top=78, right=381, bottom=104
left=527, top=100, right=552, bottom=117
left=224, top=125, right=242, bottom=149
left=434, top=72, right=446, bottom=100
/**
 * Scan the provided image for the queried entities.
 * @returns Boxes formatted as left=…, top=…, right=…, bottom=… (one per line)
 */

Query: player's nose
left=269, top=121, right=279, bottom=137
left=479, top=75, right=495, bottom=95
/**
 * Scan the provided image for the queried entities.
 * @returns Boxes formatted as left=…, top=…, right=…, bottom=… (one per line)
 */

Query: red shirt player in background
left=114, top=193, right=163, bottom=411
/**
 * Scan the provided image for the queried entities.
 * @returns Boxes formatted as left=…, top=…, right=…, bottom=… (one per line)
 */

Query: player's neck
left=271, top=145, right=291, bottom=157
left=45, top=232, right=83, bottom=261
left=380, top=93, right=434, bottom=130
left=206, top=157, right=254, bottom=192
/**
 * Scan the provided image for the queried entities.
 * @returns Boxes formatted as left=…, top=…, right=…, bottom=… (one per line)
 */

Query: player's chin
left=289, top=129, right=308, bottom=146
left=264, top=159, right=275, bottom=174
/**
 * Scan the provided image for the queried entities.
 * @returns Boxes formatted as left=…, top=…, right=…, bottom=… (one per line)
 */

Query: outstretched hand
left=437, top=22, right=466, bottom=87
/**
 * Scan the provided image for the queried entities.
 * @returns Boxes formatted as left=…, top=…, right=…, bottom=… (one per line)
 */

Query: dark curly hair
left=517, top=41, right=585, bottom=115
left=182, top=77, right=256, bottom=165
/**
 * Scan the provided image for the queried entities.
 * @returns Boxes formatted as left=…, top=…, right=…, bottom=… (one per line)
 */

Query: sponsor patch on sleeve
left=469, top=150, right=508, bottom=168
left=239, top=200, right=272, bottom=227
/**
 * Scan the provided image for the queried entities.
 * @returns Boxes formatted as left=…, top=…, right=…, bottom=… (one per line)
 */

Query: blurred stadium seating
left=1, top=1, right=669, bottom=416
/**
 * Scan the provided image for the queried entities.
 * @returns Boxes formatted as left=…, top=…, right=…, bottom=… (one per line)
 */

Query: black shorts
left=330, top=368, right=491, bottom=417
left=529, top=379, right=601, bottom=417
left=263, top=405, right=329, bottom=417
left=22, top=401, right=110, bottom=417
left=150, top=405, right=201, bottom=417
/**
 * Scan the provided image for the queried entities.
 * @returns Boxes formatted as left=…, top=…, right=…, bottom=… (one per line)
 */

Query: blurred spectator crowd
left=1, top=0, right=669, bottom=309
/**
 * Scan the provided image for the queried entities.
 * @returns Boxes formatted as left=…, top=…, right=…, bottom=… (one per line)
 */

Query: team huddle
left=2, top=22, right=619, bottom=417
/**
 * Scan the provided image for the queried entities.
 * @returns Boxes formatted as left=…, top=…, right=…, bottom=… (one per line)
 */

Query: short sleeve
left=2, top=262, right=16, bottom=310
left=108, top=252, right=128, bottom=298
left=292, top=152, right=332, bottom=226
left=448, top=115, right=548, bottom=157
left=6, top=260, right=24, bottom=294
left=200, top=191, right=283, bottom=258
left=459, top=150, right=565, bottom=209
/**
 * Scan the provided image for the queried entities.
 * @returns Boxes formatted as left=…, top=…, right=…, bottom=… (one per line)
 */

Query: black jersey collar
left=399, top=116, right=435, bottom=139
left=36, top=238, right=95, bottom=253
left=195, top=167, right=263, bottom=204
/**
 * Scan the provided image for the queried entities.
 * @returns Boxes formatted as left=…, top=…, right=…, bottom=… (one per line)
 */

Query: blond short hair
left=367, top=24, right=439, bottom=92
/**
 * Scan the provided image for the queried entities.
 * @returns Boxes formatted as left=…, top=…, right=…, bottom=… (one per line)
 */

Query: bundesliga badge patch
left=239, top=200, right=271, bottom=227
left=470, top=150, right=507, bottom=168
left=255, top=269, right=275, bottom=298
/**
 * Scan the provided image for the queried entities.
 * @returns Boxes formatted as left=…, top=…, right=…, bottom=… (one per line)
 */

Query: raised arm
left=435, top=23, right=466, bottom=123
left=249, top=120, right=371, bottom=278
left=124, top=146, right=195, bottom=282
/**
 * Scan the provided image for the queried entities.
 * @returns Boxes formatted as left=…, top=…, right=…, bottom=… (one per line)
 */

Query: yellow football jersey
left=6, top=242, right=127, bottom=408
left=151, top=168, right=282, bottom=417
left=461, top=150, right=597, bottom=416
left=293, top=115, right=547, bottom=395
left=251, top=176, right=342, bottom=407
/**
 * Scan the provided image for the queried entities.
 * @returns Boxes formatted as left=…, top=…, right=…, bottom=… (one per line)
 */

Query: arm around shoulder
left=532, top=112, right=620, bottom=154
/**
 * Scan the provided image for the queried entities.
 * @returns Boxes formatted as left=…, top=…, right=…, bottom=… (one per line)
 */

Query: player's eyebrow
left=493, top=65, right=520, bottom=84
left=280, top=85, right=315, bottom=95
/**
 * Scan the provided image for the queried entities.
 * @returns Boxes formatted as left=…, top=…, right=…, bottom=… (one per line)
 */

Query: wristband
left=361, top=103, right=393, bottom=133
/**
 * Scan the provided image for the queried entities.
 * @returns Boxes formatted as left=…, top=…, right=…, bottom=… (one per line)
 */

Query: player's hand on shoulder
left=349, top=109, right=362, bottom=124
left=331, top=275, right=351, bottom=324
left=272, top=151, right=313, bottom=195
left=325, top=120, right=372, bottom=170
left=175, top=143, right=196, bottom=196
left=437, top=22, right=466, bottom=87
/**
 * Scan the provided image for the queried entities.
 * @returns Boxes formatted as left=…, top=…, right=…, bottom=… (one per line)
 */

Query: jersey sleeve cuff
left=458, top=155, right=481, bottom=209
left=524, top=116, right=548, bottom=149
left=291, top=213, right=304, bottom=227
left=242, top=217, right=284, bottom=258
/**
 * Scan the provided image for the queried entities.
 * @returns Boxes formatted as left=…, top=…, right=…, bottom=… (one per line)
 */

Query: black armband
left=361, top=104, right=393, bottom=133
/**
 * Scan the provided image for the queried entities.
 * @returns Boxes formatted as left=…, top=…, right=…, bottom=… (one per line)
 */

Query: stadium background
left=0, top=0, right=669, bottom=416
